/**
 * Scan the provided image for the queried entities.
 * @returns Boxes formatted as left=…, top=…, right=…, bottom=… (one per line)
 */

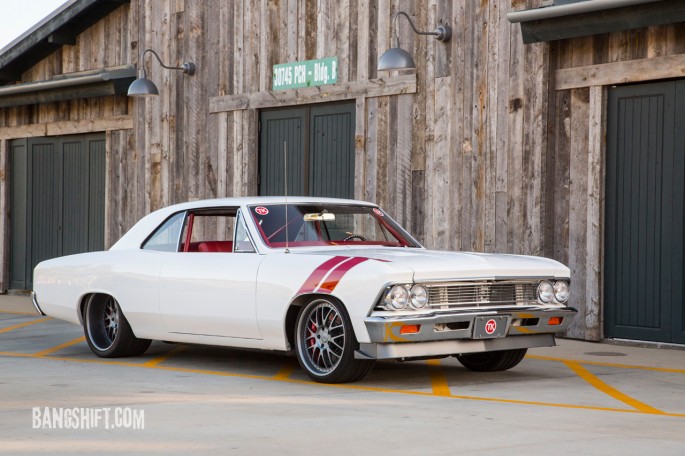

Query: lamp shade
left=127, top=76, right=160, bottom=96
left=378, top=47, right=416, bottom=71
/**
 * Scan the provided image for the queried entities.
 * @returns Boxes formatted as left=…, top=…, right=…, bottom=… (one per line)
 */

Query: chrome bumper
left=31, top=291, right=45, bottom=316
left=356, top=334, right=556, bottom=360
left=357, top=306, right=576, bottom=360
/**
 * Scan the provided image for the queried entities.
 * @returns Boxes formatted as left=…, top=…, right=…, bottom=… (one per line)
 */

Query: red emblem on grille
left=485, top=319, right=497, bottom=334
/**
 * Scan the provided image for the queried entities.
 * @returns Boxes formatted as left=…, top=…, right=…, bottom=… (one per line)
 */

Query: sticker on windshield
left=255, top=206, right=269, bottom=216
left=373, top=208, right=384, bottom=217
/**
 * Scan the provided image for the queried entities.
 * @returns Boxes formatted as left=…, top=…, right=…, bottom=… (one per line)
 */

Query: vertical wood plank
left=395, top=93, right=413, bottom=228
left=287, top=0, right=298, bottom=63
left=585, top=85, right=606, bottom=341
left=0, top=140, right=9, bottom=292
left=522, top=41, right=549, bottom=256
left=354, top=96, right=366, bottom=201
left=355, top=0, right=370, bottom=83
left=364, top=97, right=378, bottom=204
left=506, top=2, right=525, bottom=254
left=432, top=76, right=450, bottom=249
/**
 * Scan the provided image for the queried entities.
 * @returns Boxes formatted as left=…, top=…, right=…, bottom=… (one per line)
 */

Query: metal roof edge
left=0, top=0, right=130, bottom=83
left=507, top=0, right=663, bottom=23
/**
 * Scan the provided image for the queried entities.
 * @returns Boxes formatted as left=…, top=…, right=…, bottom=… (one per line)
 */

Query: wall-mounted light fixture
left=127, top=48, right=196, bottom=97
left=378, top=11, right=451, bottom=71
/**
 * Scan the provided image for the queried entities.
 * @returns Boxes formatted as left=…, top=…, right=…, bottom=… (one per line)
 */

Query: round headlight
left=409, top=285, right=428, bottom=309
left=384, top=285, right=409, bottom=310
left=554, top=281, right=569, bottom=303
left=537, top=280, right=554, bottom=303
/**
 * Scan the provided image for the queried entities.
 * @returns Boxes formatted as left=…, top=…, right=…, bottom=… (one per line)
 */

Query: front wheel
left=84, top=295, right=151, bottom=358
left=295, top=298, right=374, bottom=383
left=454, top=348, right=527, bottom=372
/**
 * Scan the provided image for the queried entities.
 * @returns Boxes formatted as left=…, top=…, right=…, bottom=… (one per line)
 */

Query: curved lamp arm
left=138, top=48, right=196, bottom=77
left=391, top=11, right=451, bottom=47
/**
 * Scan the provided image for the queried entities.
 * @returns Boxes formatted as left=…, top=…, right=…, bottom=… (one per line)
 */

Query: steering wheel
left=342, top=234, right=366, bottom=242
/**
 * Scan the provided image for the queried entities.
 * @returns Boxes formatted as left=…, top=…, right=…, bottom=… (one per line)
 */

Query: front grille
left=426, top=281, right=538, bottom=309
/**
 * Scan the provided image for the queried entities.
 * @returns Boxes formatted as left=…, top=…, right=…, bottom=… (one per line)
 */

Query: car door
left=158, top=209, right=264, bottom=339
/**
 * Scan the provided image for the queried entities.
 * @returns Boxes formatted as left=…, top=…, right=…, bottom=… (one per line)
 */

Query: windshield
left=247, top=204, right=420, bottom=248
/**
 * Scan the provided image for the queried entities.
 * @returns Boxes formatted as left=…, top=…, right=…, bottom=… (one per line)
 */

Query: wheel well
left=78, top=293, right=109, bottom=325
left=284, top=294, right=348, bottom=350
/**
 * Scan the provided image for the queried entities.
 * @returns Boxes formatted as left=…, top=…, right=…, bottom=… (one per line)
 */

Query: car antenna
left=284, top=141, right=290, bottom=254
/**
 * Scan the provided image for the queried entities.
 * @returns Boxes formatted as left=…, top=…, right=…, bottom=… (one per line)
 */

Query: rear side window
left=142, top=212, right=185, bottom=252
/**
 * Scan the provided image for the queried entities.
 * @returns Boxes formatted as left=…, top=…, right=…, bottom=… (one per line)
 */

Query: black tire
left=454, top=348, right=527, bottom=372
left=295, top=298, right=374, bottom=383
left=83, top=295, right=151, bottom=358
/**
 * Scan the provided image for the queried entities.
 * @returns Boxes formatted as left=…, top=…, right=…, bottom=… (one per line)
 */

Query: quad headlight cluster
left=537, top=280, right=570, bottom=303
left=382, top=284, right=429, bottom=310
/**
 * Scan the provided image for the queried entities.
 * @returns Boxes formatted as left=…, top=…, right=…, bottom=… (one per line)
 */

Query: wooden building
left=0, top=0, right=682, bottom=344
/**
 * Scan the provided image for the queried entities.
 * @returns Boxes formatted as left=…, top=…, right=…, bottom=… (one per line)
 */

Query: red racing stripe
left=317, top=257, right=370, bottom=294
left=297, top=256, right=350, bottom=294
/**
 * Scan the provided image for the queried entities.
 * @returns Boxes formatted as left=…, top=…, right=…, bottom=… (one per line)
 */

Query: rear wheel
left=295, top=298, right=374, bottom=383
left=84, top=295, right=151, bottom=358
left=454, top=348, right=527, bottom=372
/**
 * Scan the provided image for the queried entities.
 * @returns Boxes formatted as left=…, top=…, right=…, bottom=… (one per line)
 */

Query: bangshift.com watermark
left=32, top=407, right=144, bottom=430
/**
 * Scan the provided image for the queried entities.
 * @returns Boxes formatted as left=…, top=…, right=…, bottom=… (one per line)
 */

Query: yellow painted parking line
left=528, top=354, right=685, bottom=375
left=34, top=336, right=86, bottom=356
left=143, top=345, right=186, bottom=367
left=2, top=350, right=683, bottom=418
left=564, top=360, right=665, bottom=414
left=426, top=359, right=452, bottom=397
left=0, top=317, right=51, bottom=334
left=272, top=363, right=297, bottom=380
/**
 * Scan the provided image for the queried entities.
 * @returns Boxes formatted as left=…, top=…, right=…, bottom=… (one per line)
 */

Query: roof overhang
left=0, top=0, right=130, bottom=83
left=507, top=0, right=685, bottom=44
left=0, top=65, right=135, bottom=108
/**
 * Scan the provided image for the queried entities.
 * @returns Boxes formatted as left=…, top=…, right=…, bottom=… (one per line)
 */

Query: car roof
left=161, top=196, right=377, bottom=212
left=109, top=196, right=379, bottom=251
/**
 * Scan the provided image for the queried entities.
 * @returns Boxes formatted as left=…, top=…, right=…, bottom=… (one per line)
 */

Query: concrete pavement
left=1, top=295, right=684, bottom=455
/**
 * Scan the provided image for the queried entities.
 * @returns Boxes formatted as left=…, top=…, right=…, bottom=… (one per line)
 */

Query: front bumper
left=357, top=306, right=576, bottom=360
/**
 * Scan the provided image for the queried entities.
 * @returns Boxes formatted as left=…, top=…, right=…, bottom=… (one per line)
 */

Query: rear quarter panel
left=33, top=251, right=166, bottom=338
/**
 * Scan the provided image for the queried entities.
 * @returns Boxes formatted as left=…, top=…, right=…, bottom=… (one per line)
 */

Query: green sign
left=272, top=57, right=338, bottom=91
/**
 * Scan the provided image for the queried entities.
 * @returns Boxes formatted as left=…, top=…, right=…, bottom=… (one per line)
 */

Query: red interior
left=186, top=241, right=233, bottom=253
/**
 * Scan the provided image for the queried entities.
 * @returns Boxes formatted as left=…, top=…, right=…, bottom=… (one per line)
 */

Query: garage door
left=259, top=102, right=355, bottom=198
left=605, top=80, right=685, bottom=344
left=10, top=134, right=105, bottom=290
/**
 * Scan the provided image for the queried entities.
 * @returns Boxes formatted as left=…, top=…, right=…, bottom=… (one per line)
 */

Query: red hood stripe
left=317, top=257, right=370, bottom=294
left=297, top=256, right=350, bottom=294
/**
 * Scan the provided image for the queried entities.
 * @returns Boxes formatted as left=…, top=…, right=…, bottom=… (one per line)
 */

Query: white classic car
left=33, top=197, right=576, bottom=383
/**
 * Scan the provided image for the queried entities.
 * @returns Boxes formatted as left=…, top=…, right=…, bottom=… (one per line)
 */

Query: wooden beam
left=556, top=54, right=685, bottom=90
left=585, top=86, right=606, bottom=342
left=208, top=74, right=417, bottom=113
left=0, top=140, right=9, bottom=293
left=0, top=116, right=133, bottom=140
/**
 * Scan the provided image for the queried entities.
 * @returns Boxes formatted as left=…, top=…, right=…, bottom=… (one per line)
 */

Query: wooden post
left=585, top=85, right=606, bottom=341
left=0, top=140, right=9, bottom=293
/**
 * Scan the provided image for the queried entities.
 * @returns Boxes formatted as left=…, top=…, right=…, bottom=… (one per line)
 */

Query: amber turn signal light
left=400, top=324, right=421, bottom=335
left=548, top=317, right=563, bottom=326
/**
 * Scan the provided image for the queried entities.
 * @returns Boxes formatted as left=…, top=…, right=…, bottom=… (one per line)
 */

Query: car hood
left=296, top=248, right=570, bottom=282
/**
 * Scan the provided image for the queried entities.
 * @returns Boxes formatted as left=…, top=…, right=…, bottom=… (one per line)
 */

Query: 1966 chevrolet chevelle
left=33, top=197, right=576, bottom=383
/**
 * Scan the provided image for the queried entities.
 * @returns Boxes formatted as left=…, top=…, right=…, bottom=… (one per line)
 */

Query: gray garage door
left=10, top=134, right=105, bottom=290
left=259, top=102, right=355, bottom=198
left=605, top=80, right=685, bottom=344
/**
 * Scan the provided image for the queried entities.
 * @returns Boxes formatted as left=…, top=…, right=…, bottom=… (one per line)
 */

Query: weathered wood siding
left=1, top=0, right=550, bottom=250
left=10, top=0, right=675, bottom=342
left=550, top=24, right=685, bottom=338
